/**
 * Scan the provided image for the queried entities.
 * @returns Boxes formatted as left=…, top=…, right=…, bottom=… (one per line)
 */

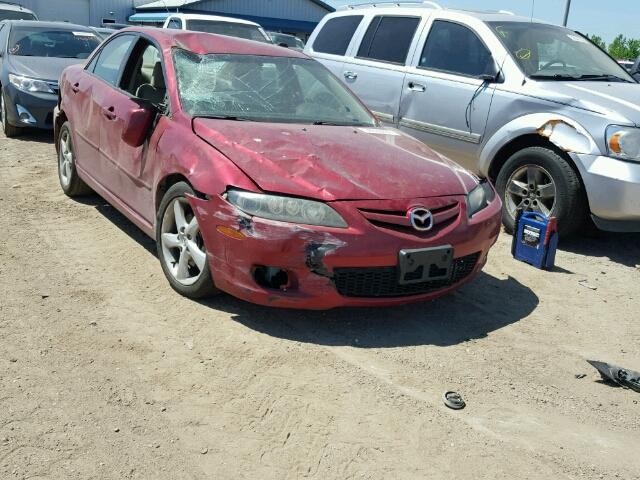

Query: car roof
left=119, top=26, right=307, bottom=58
left=2, top=19, right=95, bottom=30
left=334, top=3, right=543, bottom=25
left=166, top=13, right=261, bottom=27
left=0, top=2, right=35, bottom=12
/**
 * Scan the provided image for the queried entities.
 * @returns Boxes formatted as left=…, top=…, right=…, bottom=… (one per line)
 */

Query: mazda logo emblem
left=409, top=207, right=433, bottom=231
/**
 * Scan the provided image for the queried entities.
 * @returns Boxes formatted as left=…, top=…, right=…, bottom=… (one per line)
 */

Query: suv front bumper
left=572, top=153, right=640, bottom=232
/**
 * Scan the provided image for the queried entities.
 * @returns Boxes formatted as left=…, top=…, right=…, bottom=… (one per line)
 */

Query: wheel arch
left=481, top=112, right=599, bottom=182
left=54, top=109, right=68, bottom=154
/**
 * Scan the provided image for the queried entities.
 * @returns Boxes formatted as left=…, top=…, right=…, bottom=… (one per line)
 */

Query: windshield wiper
left=196, top=115, right=250, bottom=121
left=529, top=74, right=580, bottom=81
left=576, top=74, right=634, bottom=83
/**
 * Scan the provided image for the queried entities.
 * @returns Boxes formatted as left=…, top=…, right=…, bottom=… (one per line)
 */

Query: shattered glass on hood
left=173, top=49, right=376, bottom=126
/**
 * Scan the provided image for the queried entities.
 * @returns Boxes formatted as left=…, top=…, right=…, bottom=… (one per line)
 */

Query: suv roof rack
left=340, top=1, right=443, bottom=11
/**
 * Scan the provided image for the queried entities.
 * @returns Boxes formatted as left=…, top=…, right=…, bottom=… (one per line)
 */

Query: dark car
left=0, top=20, right=100, bottom=137
left=88, top=26, right=115, bottom=41
left=54, top=27, right=501, bottom=309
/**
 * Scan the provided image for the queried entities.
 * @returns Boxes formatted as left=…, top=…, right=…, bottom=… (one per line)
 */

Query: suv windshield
left=174, top=50, right=376, bottom=126
left=270, top=33, right=305, bottom=49
left=0, top=10, right=36, bottom=21
left=489, top=22, right=634, bottom=82
left=8, top=26, right=99, bottom=58
left=186, top=20, right=270, bottom=43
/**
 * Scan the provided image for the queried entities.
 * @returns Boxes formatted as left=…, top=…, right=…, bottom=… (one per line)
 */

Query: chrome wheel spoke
left=537, top=183, right=555, bottom=199
left=185, top=216, right=199, bottom=236
left=161, top=232, right=181, bottom=249
left=508, top=179, right=528, bottom=196
left=175, top=249, right=191, bottom=280
left=186, top=240, right=206, bottom=271
left=173, top=200, right=187, bottom=230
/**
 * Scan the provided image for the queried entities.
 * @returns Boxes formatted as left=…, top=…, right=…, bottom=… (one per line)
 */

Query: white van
left=163, top=13, right=271, bottom=44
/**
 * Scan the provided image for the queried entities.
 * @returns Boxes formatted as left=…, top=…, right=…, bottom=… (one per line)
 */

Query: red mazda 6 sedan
left=54, top=27, right=501, bottom=309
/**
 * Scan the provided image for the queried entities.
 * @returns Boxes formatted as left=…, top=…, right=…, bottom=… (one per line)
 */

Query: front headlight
left=606, top=125, right=640, bottom=162
left=467, top=180, right=495, bottom=217
left=226, top=189, right=348, bottom=228
left=8, top=73, right=55, bottom=94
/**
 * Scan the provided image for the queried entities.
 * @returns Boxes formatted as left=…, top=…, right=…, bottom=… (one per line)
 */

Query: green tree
left=608, top=34, right=629, bottom=59
left=627, top=39, right=640, bottom=59
left=589, top=34, right=606, bottom=50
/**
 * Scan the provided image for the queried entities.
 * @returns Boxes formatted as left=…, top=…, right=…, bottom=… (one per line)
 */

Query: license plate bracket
left=398, top=246, right=453, bottom=285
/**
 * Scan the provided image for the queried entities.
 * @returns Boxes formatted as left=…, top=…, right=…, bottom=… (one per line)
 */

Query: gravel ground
left=1, top=129, right=639, bottom=480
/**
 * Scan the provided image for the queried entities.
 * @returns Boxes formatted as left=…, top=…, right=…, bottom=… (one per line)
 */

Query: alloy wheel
left=160, top=198, right=207, bottom=286
left=504, top=164, right=556, bottom=219
left=59, top=129, right=74, bottom=188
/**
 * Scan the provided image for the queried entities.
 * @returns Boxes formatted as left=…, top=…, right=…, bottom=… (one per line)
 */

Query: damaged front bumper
left=570, top=152, right=640, bottom=232
left=188, top=193, right=502, bottom=309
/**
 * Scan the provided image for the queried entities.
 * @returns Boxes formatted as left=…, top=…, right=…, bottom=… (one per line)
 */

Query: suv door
left=73, top=34, right=136, bottom=183
left=399, top=19, right=497, bottom=170
left=341, top=15, right=424, bottom=125
left=98, top=38, right=166, bottom=223
left=306, top=15, right=363, bottom=77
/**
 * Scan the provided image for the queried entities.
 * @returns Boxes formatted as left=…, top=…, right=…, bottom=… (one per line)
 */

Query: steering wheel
left=540, top=59, right=567, bottom=71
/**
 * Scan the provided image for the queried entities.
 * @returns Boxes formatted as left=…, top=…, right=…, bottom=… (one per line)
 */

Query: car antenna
left=530, top=0, right=535, bottom=22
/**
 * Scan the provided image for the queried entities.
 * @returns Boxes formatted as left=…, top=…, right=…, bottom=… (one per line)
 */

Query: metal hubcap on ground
left=161, top=198, right=207, bottom=286
left=59, top=130, right=73, bottom=187
left=505, top=164, right=556, bottom=219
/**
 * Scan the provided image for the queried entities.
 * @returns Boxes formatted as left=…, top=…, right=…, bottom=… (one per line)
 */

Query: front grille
left=358, top=201, right=460, bottom=235
left=333, top=252, right=480, bottom=298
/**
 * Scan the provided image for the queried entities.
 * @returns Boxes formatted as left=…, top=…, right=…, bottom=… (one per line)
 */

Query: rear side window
left=92, top=34, right=135, bottom=86
left=313, top=15, right=362, bottom=55
left=420, top=20, right=493, bottom=77
left=166, top=18, right=182, bottom=29
left=357, top=16, right=420, bottom=64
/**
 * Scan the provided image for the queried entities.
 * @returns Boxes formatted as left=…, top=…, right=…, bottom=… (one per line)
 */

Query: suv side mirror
left=479, top=60, right=501, bottom=83
left=121, top=105, right=156, bottom=148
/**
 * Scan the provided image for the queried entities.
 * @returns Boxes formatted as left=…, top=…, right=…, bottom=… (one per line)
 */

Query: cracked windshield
left=490, top=22, right=634, bottom=82
left=173, top=49, right=376, bottom=126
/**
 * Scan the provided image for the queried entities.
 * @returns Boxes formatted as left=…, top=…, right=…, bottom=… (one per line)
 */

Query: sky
left=326, top=0, right=637, bottom=44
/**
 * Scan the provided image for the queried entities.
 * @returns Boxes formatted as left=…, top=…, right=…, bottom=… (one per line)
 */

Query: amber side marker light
left=609, top=132, right=622, bottom=154
left=217, top=226, right=246, bottom=240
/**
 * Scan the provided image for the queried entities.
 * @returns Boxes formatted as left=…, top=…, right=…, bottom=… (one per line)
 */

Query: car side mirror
left=479, top=61, right=501, bottom=83
left=121, top=105, right=155, bottom=148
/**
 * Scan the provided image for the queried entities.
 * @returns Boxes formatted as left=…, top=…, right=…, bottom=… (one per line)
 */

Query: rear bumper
left=572, top=153, right=640, bottom=232
left=189, top=193, right=502, bottom=310
left=4, top=84, right=56, bottom=130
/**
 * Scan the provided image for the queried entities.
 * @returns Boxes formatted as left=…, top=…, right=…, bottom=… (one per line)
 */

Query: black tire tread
left=496, top=146, right=588, bottom=237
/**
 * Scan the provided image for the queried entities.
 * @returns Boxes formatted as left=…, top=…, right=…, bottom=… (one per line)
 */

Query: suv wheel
left=1, top=88, right=21, bottom=138
left=156, top=182, right=218, bottom=299
left=496, top=146, right=587, bottom=237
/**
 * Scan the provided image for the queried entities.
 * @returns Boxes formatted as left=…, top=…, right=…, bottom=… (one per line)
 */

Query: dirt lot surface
left=1, top=130, right=639, bottom=480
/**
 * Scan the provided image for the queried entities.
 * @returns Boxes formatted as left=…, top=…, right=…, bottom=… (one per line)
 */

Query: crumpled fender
left=479, top=113, right=600, bottom=177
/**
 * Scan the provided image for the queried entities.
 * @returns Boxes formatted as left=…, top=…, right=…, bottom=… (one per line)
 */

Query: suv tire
left=496, top=146, right=587, bottom=237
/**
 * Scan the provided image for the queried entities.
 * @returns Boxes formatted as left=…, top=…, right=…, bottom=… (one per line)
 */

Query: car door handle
left=343, top=71, right=358, bottom=80
left=408, top=82, right=426, bottom=92
left=102, top=106, right=116, bottom=120
left=71, top=82, right=80, bottom=93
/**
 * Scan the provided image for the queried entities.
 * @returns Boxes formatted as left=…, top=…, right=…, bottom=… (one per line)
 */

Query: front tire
left=156, top=182, right=218, bottom=299
left=496, top=146, right=587, bottom=237
left=58, top=122, right=92, bottom=196
left=1, top=88, right=22, bottom=138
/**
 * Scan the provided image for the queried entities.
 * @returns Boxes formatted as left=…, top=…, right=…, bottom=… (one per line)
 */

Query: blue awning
left=128, top=12, right=171, bottom=23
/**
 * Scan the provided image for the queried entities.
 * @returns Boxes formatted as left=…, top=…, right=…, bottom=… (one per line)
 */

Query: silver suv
left=305, top=2, right=640, bottom=235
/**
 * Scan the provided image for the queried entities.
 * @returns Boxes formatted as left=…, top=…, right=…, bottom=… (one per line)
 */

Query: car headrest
left=152, top=62, right=165, bottom=90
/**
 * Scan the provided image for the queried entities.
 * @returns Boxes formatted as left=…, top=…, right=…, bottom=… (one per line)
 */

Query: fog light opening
left=254, top=266, right=290, bottom=290
left=16, top=105, right=37, bottom=125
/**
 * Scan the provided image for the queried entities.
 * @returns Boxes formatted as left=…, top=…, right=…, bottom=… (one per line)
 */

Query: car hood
left=529, top=81, right=640, bottom=124
left=6, top=55, right=86, bottom=82
left=193, top=119, right=477, bottom=201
